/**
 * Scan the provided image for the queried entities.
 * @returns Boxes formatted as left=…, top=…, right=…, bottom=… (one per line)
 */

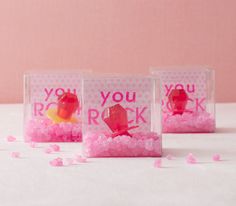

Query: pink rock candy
left=49, top=158, right=63, bottom=167
left=50, top=144, right=60, bottom=152
left=166, top=154, right=173, bottom=160
left=186, top=153, right=197, bottom=164
left=25, top=117, right=82, bottom=142
left=7, top=136, right=16, bottom=142
left=212, top=154, right=221, bottom=161
left=44, top=148, right=52, bottom=154
left=84, top=132, right=161, bottom=157
left=163, top=111, right=215, bottom=133
left=154, top=159, right=162, bottom=168
left=11, top=152, right=20, bottom=158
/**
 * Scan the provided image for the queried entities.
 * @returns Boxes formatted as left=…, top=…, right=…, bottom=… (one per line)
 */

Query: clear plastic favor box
left=24, top=71, right=84, bottom=142
left=82, top=75, right=162, bottom=157
left=151, top=67, right=215, bottom=133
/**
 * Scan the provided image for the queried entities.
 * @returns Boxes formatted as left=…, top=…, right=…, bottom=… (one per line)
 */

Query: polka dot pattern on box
left=83, top=77, right=154, bottom=132
left=24, top=72, right=83, bottom=142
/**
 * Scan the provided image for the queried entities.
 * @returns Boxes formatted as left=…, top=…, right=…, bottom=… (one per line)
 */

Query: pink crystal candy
left=186, top=153, right=196, bottom=164
left=84, top=131, right=161, bottom=157
left=49, top=157, right=63, bottom=167
left=44, top=148, right=52, bottom=154
left=50, top=144, right=60, bottom=152
left=11, top=152, right=20, bottom=158
left=102, top=104, right=138, bottom=138
left=61, top=123, right=72, bottom=133
left=154, top=159, right=162, bottom=168
left=166, top=154, right=172, bottom=160
left=7, top=135, right=16, bottom=142
left=25, top=116, right=82, bottom=142
left=162, top=111, right=215, bottom=133
left=212, top=154, right=221, bottom=161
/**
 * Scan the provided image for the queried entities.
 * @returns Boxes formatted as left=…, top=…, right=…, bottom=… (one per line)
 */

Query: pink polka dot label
left=24, top=71, right=84, bottom=142
left=25, top=72, right=82, bottom=117
left=151, top=67, right=215, bottom=133
left=82, top=75, right=162, bottom=157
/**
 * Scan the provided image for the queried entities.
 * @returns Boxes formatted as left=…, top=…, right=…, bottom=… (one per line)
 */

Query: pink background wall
left=0, top=0, right=235, bottom=103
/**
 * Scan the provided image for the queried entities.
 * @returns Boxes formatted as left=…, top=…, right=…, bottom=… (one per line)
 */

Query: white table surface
left=0, top=103, right=235, bottom=206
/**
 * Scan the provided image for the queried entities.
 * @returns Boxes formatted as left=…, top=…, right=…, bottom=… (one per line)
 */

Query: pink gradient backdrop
left=0, top=0, right=235, bottom=103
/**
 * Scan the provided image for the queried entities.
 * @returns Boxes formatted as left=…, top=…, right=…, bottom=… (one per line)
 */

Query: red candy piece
left=102, top=104, right=138, bottom=138
left=168, top=89, right=188, bottom=115
left=57, top=93, right=79, bottom=119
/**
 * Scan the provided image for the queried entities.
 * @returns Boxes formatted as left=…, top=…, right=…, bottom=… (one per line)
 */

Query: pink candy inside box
left=24, top=72, right=83, bottom=142
left=82, top=76, right=162, bottom=157
left=152, top=67, right=215, bottom=133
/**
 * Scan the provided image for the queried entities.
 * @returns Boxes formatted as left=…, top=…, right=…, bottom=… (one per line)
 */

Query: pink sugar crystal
left=186, top=153, right=197, bottom=164
left=11, top=152, right=20, bottom=158
left=84, top=132, right=161, bottom=157
left=163, top=111, right=215, bottom=133
left=25, top=117, right=82, bottom=142
left=154, top=159, right=162, bottom=168
left=44, top=147, right=52, bottom=154
left=50, top=144, right=60, bottom=152
left=7, top=135, right=16, bottom=142
left=166, top=154, right=172, bottom=160
left=49, top=158, right=63, bottom=167
left=212, top=154, right=221, bottom=161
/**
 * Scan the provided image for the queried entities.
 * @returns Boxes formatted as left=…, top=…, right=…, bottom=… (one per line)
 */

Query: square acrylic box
left=151, top=67, right=215, bottom=133
left=82, top=75, right=162, bottom=157
left=24, top=71, right=84, bottom=142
